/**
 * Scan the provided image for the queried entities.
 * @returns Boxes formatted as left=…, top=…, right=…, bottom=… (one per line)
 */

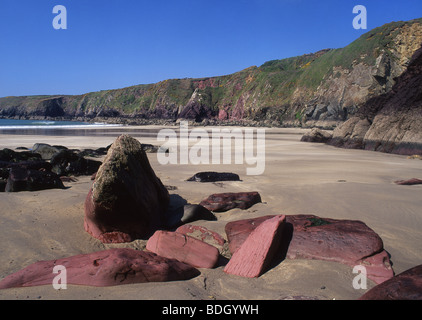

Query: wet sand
left=0, top=126, right=421, bottom=300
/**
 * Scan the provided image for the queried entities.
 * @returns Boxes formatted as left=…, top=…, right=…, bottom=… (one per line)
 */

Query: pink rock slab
left=0, top=248, right=199, bottom=289
left=146, top=230, right=220, bottom=269
left=225, top=214, right=394, bottom=284
left=223, top=215, right=286, bottom=278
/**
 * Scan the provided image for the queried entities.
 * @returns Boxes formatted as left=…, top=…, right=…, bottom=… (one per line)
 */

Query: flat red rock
left=223, top=215, right=286, bottom=278
left=0, top=248, right=199, bottom=289
left=146, top=230, right=220, bottom=269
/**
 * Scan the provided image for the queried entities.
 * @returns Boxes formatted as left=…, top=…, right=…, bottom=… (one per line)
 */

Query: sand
left=0, top=126, right=421, bottom=300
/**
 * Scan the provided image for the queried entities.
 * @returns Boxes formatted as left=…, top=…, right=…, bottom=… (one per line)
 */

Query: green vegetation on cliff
left=1, top=18, right=421, bottom=123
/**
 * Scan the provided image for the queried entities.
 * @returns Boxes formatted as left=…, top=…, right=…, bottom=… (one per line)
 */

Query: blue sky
left=0, top=0, right=421, bottom=97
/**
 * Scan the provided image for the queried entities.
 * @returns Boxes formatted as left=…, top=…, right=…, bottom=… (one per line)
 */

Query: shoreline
left=0, top=126, right=421, bottom=300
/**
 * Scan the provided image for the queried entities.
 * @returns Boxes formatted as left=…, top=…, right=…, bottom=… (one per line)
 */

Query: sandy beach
left=0, top=125, right=421, bottom=300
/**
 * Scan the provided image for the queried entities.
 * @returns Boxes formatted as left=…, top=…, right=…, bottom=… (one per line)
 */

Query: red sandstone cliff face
left=329, top=45, right=422, bottom=155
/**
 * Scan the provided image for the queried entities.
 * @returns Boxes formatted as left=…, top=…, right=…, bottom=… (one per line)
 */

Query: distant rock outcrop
left=84, top=135, right=170, bottom=243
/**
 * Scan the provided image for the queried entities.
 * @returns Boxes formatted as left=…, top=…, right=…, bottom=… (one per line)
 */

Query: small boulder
left=50, top=149, right=102, bottom=177
left=0, top=148, right=41, bottom=163
left=0, top=248, right=199, bottom=289
left=31, top=143, right=66, bottom=160
left=199, top=192, right=262, bottom=212
left=164, top=195, right=216, bottom=229
left=301, top=128, right=333, bottom=143
left=187, top=172, right=240, bottom=183
left=394, top=178, right=422, bottom=185
left=84, top=134, right=169, bottom=243
left=5, top=167, right=65, bottom=192
left=146, top=230, right=220, bottom=269
left=223, top=215, right=286, bottom=278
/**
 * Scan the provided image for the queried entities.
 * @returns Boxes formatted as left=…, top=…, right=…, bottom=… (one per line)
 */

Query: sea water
left=0, top=119, right=118, bottom=129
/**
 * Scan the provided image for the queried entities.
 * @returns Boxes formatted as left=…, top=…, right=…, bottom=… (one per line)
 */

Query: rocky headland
left=1, top=18, right=421, bottom=135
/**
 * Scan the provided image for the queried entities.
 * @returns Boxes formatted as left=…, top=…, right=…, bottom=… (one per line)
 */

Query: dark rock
left=164, top=195, right=216, bottom=229
left=5, top=167, right=65, bottom=192
left=181, top=204, right=216, bottom=224
left=78, top=147, right=108, bottom=158
left=84, top=134, right=170, bottom=243
left=301, top=128, right=333, bottom=143
left=199, top=192, right=261, bottom=212
left=394, top=178, right=422, bottom=185
left=359, top=264, right=422, bottom=300
left=187, top=172, right=240, bottom=183
left=8, top=160, right=52, bottom=172
left=0, top=248, right=200, bottom=289
left=50, top=149, right=102, bottom=176
left=31, top=143, right=67, bottom=160
left=0, top=148, right=42, bottom=163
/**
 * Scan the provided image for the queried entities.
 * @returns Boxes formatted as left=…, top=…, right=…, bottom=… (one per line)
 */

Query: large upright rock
left=84, top=135, right=170, bottom=243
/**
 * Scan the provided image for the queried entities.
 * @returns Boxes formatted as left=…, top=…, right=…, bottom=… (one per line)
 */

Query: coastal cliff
left=328, top=45, right=422, bottom=155
left=1, top=18, right=421, bottom=134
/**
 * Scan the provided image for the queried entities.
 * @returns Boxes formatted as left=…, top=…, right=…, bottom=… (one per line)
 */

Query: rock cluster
left=0, top=144, right=104, bottom=192
left=1, top=134, right=420, bottom=299
left=225, top=214, right=394, bottom=284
